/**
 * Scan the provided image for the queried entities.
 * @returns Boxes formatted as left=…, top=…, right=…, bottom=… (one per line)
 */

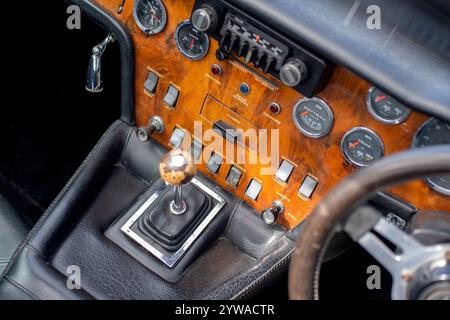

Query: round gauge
left=292, top=98, right=334, bottom=138
left=367, top=87, right=411, bottom=124
left=412, top=118, right=450, bottom=196
left=341, top=127, right=384, bottom=167
left=174, top=20, right=210, bottom=60
left=133, top=0, right=167, bottom=35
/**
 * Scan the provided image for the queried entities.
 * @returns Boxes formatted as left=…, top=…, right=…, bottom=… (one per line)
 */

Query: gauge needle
left=375, top=95, right=386, bottom=103
left=189, top=38, right=196, bottom=49
left=349, top=140, right=361, bottom=149
left=301, top=111, right=310, bottom=117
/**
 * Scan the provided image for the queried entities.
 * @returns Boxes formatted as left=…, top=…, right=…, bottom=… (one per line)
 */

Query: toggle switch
left=144, top=71, right=159, bottom=95
left=245, top=179, right=262, bottom=201
left=163, top=85, right=180, bottom=108
left=169, top=127, right=185, bottom=148
left=275, top=160, right=294, bottom=183
left=298, top=175, right=318, bottom=199
left=207, top=152, right=223, bottom=174
left=226, top=166, right=243, bottom=187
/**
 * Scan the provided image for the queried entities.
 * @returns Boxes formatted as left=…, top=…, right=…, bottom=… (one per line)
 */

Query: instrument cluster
left=291, top=87, right=450, bottom=195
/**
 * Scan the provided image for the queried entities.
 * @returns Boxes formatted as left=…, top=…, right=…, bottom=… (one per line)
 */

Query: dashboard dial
left=367, top=87, right=411, bottom=124
left=133, top=0, right=167, bottom=35
left=341, top=127, right=384, bottom=167
left=175, top=20, right=210, bottom=60
left=412, top=118, right=450, bottom=196
left=292, top=98, right=334, bottom=138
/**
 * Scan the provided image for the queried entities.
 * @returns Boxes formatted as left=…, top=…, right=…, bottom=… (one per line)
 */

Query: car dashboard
left=95, top=0, right=448, bottom=229
left=0, top=0, right=449, bottom=301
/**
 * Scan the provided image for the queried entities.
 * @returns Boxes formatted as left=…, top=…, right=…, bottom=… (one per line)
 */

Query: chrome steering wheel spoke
left=355, top=218, right=450, bottom=299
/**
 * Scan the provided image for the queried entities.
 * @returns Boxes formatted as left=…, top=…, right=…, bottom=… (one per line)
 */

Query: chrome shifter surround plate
left=120, top=178, right=226, bottom=268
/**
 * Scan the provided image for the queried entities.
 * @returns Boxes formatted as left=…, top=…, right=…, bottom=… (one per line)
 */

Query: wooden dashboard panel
left=94, top=0, right=449, bottom=229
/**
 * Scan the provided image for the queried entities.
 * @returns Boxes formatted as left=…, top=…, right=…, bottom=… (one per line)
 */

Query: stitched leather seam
left=2, top=277, right=40, bottom=300
left=231, top=249, right=294, bottom=300
left=222, top=199, right=244, bottom=236
left=114, top=162, right=152, bottom=187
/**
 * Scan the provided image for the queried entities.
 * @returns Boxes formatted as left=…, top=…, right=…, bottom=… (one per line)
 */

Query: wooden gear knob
left=159, top=149, right=196, bottom=186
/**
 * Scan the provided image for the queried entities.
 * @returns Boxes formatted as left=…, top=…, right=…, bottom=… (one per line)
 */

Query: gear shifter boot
left=131, top=184, right=212, bottom=251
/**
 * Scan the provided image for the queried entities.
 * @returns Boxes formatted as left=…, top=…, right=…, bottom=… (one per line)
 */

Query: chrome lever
left=85, top=33, right=116, bottom=93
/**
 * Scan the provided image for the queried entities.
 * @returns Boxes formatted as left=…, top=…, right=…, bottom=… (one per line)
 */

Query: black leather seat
left=0, top=194, right=30, bottom=275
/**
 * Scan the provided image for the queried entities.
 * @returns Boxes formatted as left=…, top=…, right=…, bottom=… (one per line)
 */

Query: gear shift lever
left=159, top=149, right=196, bottom=215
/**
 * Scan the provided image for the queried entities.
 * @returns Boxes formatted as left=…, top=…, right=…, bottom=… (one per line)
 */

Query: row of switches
left=243, top=174, right=318, bottom=202
left=144, top=71, right=180, bottom=108
left=168, top=129, right=318, bottom=204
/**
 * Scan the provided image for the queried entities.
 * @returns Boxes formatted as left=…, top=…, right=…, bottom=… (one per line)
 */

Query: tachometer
left=366, top=87, right=411, bottom=124
left=412, top=118, right=450, bottom=196
left=341, top=127, right=384, bottom=167
left=133, top=0, right=167, bottom=35
left=175, top=20, right=210, bottom=60
left=292, top=97, right=334, bottom=138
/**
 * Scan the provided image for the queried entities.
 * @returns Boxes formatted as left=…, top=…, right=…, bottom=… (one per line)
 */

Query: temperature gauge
left=367, top=87, right=411, bottom=125
left=341, top=127, right=384, bottom=167
left=174, top=20, right=210, bottom=60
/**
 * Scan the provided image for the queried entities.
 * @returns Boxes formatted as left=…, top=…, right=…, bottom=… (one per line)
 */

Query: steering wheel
left=289, top=146, right=450, bottom=300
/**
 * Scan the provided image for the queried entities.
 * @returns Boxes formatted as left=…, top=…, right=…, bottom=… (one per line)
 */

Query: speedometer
left=292, top=97, right=334, bottom=138
left=412, top=118, right=450, bottom=196
left=133, top=0, right=167, bottom=35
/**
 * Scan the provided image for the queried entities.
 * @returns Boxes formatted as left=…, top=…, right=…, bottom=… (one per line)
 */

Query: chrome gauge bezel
left=366, top=87, right=411, bottom=125
left=412, top=117, right=450, bottom=196
left=133, top=0, right=167, bottom=35
left=174, top=20, right=210, bottom=61
left=292, top=97, right=334, bottom=139
left=341, top=126, right=385, bottom=168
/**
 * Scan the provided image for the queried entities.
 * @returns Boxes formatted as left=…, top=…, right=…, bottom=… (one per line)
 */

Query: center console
left=0, top=120, right=295, bottom=299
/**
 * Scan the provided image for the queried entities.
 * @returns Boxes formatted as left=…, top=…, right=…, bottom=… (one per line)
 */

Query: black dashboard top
left=228, top=0, right=450, bottom=123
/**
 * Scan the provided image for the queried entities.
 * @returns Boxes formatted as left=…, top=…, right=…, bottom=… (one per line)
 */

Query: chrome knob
left=191, top=5, right=218, bottom=32
left=136, top=116, right=165, bottom=142
left=279, top=59, right=308, bottom=87
left=261, top=201, right=284, bottom=225
left=159, top=149, right=197, bottom=215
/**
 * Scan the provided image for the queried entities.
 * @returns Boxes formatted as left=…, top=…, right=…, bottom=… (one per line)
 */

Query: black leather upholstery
left=0, top=120, right=294, bottom=299
left=0, top=195, right=30, bottom=275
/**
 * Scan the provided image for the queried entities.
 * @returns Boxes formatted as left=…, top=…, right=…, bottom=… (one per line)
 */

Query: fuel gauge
left=341, top=127, right=384, bottom=167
